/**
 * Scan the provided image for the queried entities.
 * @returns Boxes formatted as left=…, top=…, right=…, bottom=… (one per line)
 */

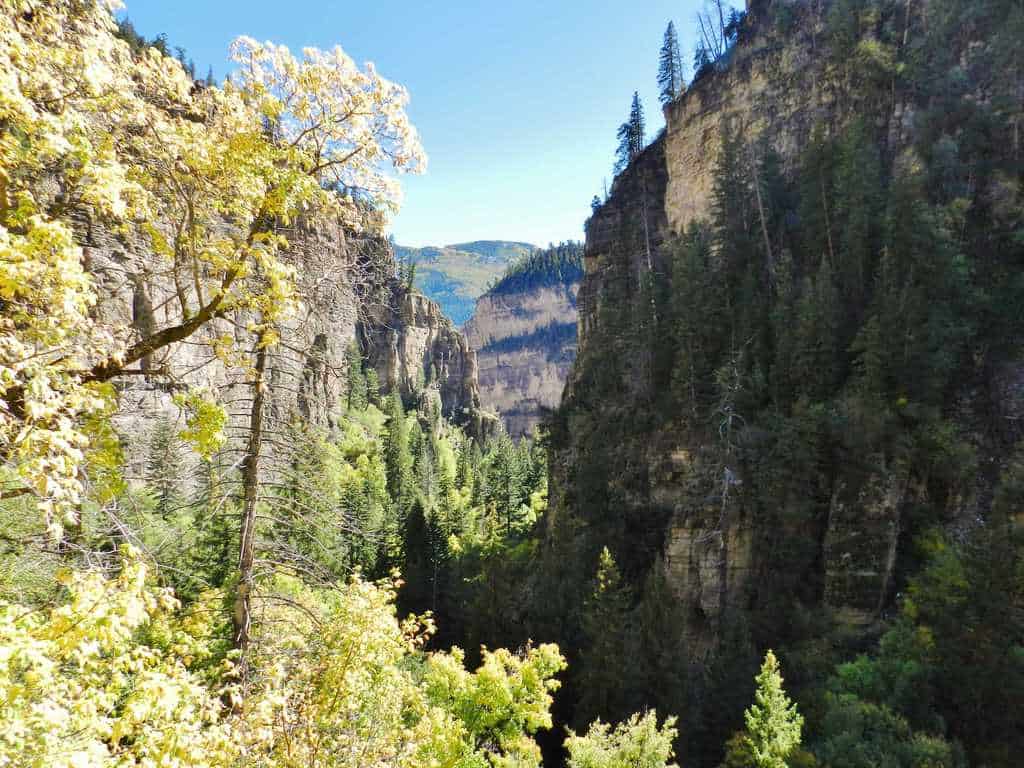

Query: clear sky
left=118, top=1, right=712, bottom=247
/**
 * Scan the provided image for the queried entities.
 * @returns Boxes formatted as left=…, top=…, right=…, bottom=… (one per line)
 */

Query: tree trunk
left=749, top=146, right=774, bottom=293
left=233, top=331, right=269, bottom=656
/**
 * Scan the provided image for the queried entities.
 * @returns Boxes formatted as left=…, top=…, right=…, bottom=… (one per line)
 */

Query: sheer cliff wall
left=549, top=0, right=1024, bottom=657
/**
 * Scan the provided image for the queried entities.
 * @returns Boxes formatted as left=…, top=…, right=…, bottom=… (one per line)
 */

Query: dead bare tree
left=696, top=0, right=733, bottom=63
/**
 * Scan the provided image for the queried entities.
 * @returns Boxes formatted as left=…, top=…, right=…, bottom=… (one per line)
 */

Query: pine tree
left=365, top=367, right=381, bottom=407
left=833, top=120, right=882, bottom=312
left=693, top=45, right=713, bottom=80
left=743, top=650, right=804, bottom=768
left=614, top=121, right=633, bottom=175
left=629, top=91, right=646, bottom=155
left=613, top=92, right=647, bottom=174
left=576, top=547, right=636, bottom=726
left=792, top=256, right=840, bottom=400
left=187, top=460, right=239, bottom=599
left=399, top=496, right=448, bottom=614
left=671, top=222, right=726, bottom=420
left=345, top=341, right=368, bottom=411
left=145, top=416, right=185, bottom=518
left=383, top=392, right=414, bottom=530
left=658, top=21, right=685, bottom=105
left=456, top=438, right=476, bottom=494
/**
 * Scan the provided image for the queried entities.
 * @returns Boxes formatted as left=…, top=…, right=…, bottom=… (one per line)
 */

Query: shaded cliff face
left=549, top=2, right=875, bottom=655
left=547, top=135, right=676, bottom=590
left=549, top=0, right=1024, bottom=661
left=359, top=284, right=498, bottom=438
left=464, top=283, right=579, bottom=439
left=89, top=216, right=490, bottom=472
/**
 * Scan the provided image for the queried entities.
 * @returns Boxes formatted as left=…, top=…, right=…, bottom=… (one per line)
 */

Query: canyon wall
left=83, top=214, right=491, bottom=481
left=549, top=0, right=1024, bottom=659
left=464, top=283, right=580, bottom=439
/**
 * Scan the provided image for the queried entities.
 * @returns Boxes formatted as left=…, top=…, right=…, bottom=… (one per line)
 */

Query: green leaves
left=566, top=711, right=679, bottom=768
left=742, top=651, right=804, bottom=768
left=173, top=389, right=227, bottom=460
left=424, top=644, right=567, bottom=768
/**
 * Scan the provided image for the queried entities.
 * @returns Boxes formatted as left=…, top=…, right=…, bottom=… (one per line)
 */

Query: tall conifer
left=629, top=91, right=646, bottom=155
left=614, top=92, right=647, bottom=174
left=743, top=650, right=804, bottom=768
left=658, top=22, right=685, bottom=104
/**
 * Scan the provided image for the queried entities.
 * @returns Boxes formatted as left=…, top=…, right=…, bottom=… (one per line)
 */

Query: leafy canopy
left=0, top=0, right=425, bottom=537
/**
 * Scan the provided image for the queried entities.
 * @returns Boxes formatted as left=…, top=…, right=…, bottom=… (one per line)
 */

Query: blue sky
left=119, top=1, right=711, bottom=247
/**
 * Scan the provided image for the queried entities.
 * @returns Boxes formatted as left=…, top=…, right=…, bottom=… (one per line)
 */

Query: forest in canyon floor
left=1, top=1, right=1023, bottom=768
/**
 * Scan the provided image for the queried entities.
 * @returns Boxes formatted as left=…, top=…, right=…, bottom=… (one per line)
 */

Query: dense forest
left=1, top=0, right=1022, bottom=767
left=544, top=0, right=1024, bottom=767
left=487, top=242, right=585, bottom=298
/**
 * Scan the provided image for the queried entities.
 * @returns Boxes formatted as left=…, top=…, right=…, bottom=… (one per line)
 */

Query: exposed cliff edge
left=547, top=0, right=1024, bottom=693
left=360, top=283, right=498, bottom=438
left=87, top=215, right=493, bottom=476
left=464, top=243, right=584, bottom=438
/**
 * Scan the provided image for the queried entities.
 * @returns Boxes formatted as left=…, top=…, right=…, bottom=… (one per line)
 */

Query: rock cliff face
left=549, top=0, right=1024, bottom=658
left=664, top=0, right=845, bottom=234
left=464, top=283, right=579, bottom=439
left=85, top=215, right=490, bottom=478
left=359, top=284, right=496, bottom=437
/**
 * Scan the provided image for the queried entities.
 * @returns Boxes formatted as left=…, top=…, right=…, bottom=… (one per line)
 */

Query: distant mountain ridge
left=394, top=240, right=535, bottom=325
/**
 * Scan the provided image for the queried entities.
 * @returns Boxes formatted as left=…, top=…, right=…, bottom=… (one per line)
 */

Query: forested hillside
left=394, top=240, right=536, bottom=325
left=537, top=0, right=1024, bottom=766
left=1, top=1, right=1022, bottom=767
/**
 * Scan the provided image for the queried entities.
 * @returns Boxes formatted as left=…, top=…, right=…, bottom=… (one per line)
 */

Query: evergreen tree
left=576, top=547, right=636, bottom=727
left=693, top=45, right=713, bottom=81
left=671, top=221, right=725, bottom=419
left=614, top=92, right=647, bottom=174
left=456, top=438, right=477, bottom=495
left=833, top=120, right=882, bottom=314
left=399, top=496, right=448, bottom=615
left=416, top=429, right=437, bottom=506
left=383, top=392, right=414, bottom=539
left=145, top=416, right=185, bottom=518
left=365, top=366, right=381, bottom=407
left=615, top=122, right=633, bottom=175
left=114, top=18, right=146, bottom=54
left=796, top=127, right=837, bottom=268
left=791, top=257, right=840, bottom=401
left=187, top=460, right=239, bottom=598
left=345, top=341, right=368, bottom=411
left=743, top=651, right=803, bottom=768
left=658, top=21, right=685, bottom=105
left=629, top=92, right=646, bottom=156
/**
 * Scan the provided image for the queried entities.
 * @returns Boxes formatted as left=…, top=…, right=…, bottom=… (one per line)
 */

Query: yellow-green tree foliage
left=0, top=549, right=236, bottom=768
left=565, top=711, right=679, bottom=768
left=742, top=651, right=804, bottom=768
left=0, top=0, right=424, bottom=537
left=0, top=546, right=569, bottom=768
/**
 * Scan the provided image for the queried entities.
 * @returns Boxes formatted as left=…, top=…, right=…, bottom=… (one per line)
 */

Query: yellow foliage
left=0, top=0, right=425, bottom=534
left=0, top=558, right=567, bottom=768
left=0, top=549, right=236, bottom=768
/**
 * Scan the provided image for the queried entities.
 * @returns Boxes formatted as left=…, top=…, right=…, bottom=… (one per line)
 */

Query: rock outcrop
left=464, top=283, right=579, bottom=439
left=548, top=0, right=1024, bottom=658
left=85, top=215, right=491, bottom=481
left=360, top=284, right=497, bottom=437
